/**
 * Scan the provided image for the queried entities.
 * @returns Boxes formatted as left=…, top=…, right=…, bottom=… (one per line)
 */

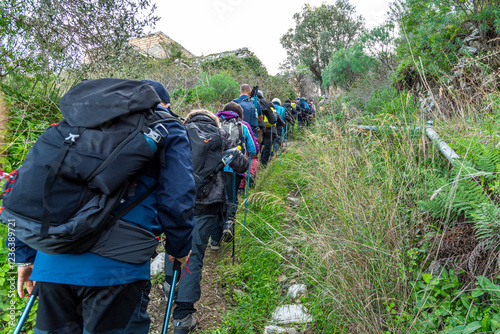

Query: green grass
left=213, top=101, right=500, bottom=333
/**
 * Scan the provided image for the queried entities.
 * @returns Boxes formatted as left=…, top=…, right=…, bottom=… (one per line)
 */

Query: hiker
left=167, top=109, right=248, bottom=333
left=283, top=99, right=297, bottom=137
left=308, top=99, right=316, bottom=115
left=307, top=98, right=316, bottom=126
left=295, top=97, right=304, bottom=128
left=9, top=79, right=195, bottom=334
left=297, top=97, right=311, bottom=128
left=258, top=90, right=284, bottom=166
left=271, top=98, right=286, bottom=155
left=211, top=102, right=258, bottom=249
left=233, top=84, right=262, bottom=137
left=233, top=84, right=261, bottom=188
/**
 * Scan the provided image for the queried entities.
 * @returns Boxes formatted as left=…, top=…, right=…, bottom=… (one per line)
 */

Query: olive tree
left=0, top=0, right=158, bottom=80
left=280, top=1, right=365, bottom=87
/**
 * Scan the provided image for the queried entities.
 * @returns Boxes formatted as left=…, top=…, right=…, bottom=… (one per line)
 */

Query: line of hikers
left=3, top=79, right=316, bottom=334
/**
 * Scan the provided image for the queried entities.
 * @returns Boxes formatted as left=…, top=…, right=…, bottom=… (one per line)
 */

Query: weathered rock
left=272, top=305, right=313, bottom=324
left=460, top=45, right=478, bottom=55
left=470, top=40, right=482, bottom=50
left=464, top=29, right=480, bottom=44
left=287, top=197, right=300, bottom=206
left=287, top=284, right=307, bottom=299
left=264, top=325, right=297, bottom=334
left=151, top=252, right=165, bottom=276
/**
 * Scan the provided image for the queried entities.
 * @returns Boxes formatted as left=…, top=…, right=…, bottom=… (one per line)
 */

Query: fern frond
left=471, top=202, right=500, bottom=240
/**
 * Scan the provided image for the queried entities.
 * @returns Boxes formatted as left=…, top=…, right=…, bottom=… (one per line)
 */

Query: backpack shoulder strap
left=236, top=119, right=244, bottom=145
left=150, top=110, right=183, bottom=126
left=149, top=110, right=184, bottom=167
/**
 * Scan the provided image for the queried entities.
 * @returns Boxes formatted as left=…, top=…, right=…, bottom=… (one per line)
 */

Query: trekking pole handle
left=173, top=258, right=182, bottom=275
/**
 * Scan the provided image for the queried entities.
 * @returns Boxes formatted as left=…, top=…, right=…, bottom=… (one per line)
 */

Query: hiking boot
left=222, top=221, right=234, bottom=243
left=162, top=280, right=179, bottom=302
left=210, top=239, right=220, bottom=251
left=174, top=313, right=197, bottom=334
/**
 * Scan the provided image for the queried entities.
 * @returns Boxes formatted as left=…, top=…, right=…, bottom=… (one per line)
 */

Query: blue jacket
left=273, top=104, right=286, bottom=121
left=233, top=95, right=260, bottom=130
left=10, top=106, right=196, bottom=286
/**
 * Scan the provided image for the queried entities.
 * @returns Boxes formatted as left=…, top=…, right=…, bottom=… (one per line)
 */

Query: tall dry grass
left=249, top=111, right=444, bottom=332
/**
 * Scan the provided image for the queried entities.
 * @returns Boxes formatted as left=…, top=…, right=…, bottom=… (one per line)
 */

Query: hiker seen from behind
left=165, top=109, right=248, bottom=333
left=2, top=79, right=195, bottom=334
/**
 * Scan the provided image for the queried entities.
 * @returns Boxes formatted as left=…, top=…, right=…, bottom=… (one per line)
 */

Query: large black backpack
left=0, top=79, right=172, bottom=257
left=219, top=117, right=246, bottom=155
left=184, top=114, right=223, bottom=198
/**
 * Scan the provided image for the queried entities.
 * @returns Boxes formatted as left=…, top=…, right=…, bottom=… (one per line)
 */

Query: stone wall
left=128, top=32, right=195, bottom=59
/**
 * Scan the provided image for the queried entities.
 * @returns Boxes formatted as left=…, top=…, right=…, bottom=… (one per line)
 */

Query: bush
left=322, top=43, right=377, bottom=89
left=194, top=72, right=239, bottom=105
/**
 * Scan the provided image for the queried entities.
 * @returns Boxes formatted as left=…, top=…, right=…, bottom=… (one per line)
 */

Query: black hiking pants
left=33, top=280, right=151, bottom=334
left=260, top=129, right=274, bottom=166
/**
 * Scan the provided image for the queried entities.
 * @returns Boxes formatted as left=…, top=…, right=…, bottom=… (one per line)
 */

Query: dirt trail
left=147, top=246, right=231, bottom=333
left=146, top=137, right=299, bottom=333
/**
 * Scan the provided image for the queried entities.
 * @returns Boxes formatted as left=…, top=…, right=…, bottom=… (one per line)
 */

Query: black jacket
left=259, top=98, right=277, bottom=125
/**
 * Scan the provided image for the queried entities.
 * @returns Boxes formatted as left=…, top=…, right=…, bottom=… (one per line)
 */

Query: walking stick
left=280, top=127, right=284, bottom=166
left=162, top=259, right=181, bottom=334
left=12, top=294, right=36, bottom=334
left=243, top=154, right=252, bottom=238
left=232, top=172, right=236, bottom=265
left=285, top=122, right=288, bottom=151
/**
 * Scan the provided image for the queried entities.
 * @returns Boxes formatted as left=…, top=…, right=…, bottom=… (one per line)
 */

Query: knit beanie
left=141, top=80, right=170, bottom=104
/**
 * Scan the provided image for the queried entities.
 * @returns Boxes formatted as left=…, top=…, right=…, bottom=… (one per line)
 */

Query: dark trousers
left=211, top=173, right=243, bottom=243
left=34, top=280, right=151, bottom=334
left=272, top=127, right=283, bottom=156
left=168, top=213, right=217, bottom=320
left=298, top=114, right=304, bottom=128
left=260, top=130, right=274, bottom=166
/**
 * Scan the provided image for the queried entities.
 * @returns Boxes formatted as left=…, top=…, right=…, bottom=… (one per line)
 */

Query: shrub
left=194, top=72, right=239, bottom=105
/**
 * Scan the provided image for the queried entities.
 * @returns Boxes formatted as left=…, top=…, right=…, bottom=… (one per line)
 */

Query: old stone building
left=84, top=31, right=195, bottom=63
left=128, top=32, right=195, bottom=59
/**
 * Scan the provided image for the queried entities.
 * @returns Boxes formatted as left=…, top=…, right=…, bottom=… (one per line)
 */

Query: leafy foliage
left=194, top=72, right=239, bottom=105
left=418, top=162, right=492, bottom=222
left=281, top=1, right=364, bottom=85
left=391, top=0, right=500, bottom=76
left=322, top=25, right=397, bottom=89
left=201, top=55, right=267, bottom=78
left=322, top=43, right=376, bottom=89
left=0, top=0, right=158, bottom=80
left=410, top=270, right=500, bottom=333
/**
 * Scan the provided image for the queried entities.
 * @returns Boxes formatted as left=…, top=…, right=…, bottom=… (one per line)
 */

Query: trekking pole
left=12, top=294, right=36, bottom=334
left=280, top=127, right=284, bottom=166
left=243, top=154, right=252, bottom=238
left=285, top=122, right=288, bottom=151
left=162, top=259, right=181, bottom=334
left=232, top=172, right=236, bottom=265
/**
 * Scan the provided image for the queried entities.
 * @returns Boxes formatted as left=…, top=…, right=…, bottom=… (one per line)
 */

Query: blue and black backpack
left=1, top=79, right=174, bottom=262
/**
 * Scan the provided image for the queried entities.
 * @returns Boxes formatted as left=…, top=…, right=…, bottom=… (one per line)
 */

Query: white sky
left=152, top=0, right=393, bottom=75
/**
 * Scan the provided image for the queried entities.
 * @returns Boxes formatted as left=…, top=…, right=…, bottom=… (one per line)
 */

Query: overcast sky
left=152, top=0, right=393, bottom=75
